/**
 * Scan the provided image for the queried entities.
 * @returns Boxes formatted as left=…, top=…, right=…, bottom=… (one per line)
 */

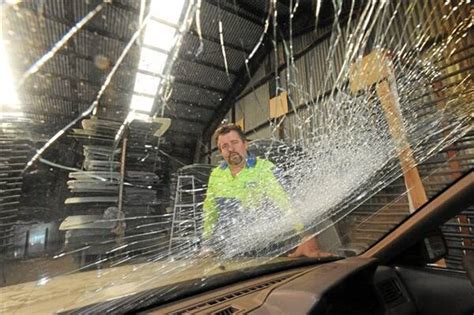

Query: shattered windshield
left=0, top=0, right=472, bottom=313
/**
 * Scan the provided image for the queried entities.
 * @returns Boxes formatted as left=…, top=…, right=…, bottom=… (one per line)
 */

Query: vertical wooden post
left=375, top=79, right=428, bottom=211
left=349, top=49, right=428, bottom=212
left=269, top=91, right=289, bottom=140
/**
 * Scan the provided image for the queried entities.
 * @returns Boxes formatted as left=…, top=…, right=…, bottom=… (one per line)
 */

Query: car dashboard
left=144, top=257, right=416, bottom=315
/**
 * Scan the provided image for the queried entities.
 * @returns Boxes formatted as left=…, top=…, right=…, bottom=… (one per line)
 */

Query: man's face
left=217, top=130, right=248, bottom=166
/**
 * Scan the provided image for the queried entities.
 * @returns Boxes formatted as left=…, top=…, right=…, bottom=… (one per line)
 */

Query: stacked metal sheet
left=68, top=118, right=164, bottom=208
left=124, top=171, right=160, bottom=206
left=64, top=144, right=121, bottom=205
left=64, top=117, right=170, bottom=261
left=71, top=118, right=121, bottom=144
left=67, top=171, right=120, bottom=194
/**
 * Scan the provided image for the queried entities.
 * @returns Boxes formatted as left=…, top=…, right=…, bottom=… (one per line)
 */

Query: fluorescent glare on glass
left=134, top=73, right=161, bottom=96
left=143, top=20, right=177, bottom=51
left=0, top=39, right=21, bottom=109
left=127, top=111, right=152, bottom=122
left=0, top=111, right=24, bottom=119
left=138, top=48, right=168, bottom=74
left=130, top=94, right=154, bottom=113
left=149, top=0, right=185, bottom=24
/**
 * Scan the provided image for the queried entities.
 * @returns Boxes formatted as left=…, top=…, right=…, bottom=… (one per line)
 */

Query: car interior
left=1, top=1, right=472, bottom=314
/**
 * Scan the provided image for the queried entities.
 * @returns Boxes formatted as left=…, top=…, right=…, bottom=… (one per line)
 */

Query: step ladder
left=168, top=175, right=199, bottom=256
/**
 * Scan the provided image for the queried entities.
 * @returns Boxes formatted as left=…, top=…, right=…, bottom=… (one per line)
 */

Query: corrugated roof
left=172, top=59, right=234, bottom=91
left=198, top=1, right=264, bottom=48
left=2, top=0, right=288, bottom=162
left=170, top=82, right=223, bottom=106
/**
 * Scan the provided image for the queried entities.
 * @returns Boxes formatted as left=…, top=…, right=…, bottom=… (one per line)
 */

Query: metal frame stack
left=64, top=117, right=168, bottom=265
left=0, top=119, right=30, bottom=254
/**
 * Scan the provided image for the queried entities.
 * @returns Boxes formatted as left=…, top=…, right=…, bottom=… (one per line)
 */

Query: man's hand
left=288, top=236, right=334, bottom=258
left=197, top=246, right=218, bottom=258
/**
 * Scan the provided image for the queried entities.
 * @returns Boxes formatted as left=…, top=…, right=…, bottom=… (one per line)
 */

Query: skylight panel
left=150, top=0, right=185, bottom=25
left=133, top=72, right=161, bottom=96
left=0, top=39, right=21, bottom=111
left=143, top=19, right=177, bottom=52
left=138, top=47, right=168, bottom=74
left=130, top=94, right=155, bottom=113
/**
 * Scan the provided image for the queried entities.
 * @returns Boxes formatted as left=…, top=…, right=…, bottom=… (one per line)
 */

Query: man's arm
left=202, top=173, right=219, bottom=240
left=288, top=235, right=334, bottom=258
left=262, top=163, right=304, bottom=232
left=263, top=162, right=334, bottom=258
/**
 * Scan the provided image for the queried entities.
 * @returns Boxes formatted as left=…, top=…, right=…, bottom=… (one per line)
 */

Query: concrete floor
left=1, top=255, right=78, bottom=287
left=0, top=257, right=283, bottom=314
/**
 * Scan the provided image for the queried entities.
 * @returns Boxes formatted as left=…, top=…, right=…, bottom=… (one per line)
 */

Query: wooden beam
left=269, top=91, right=289, bottom=119
left=350, top=49, right=428, bottom=212
left=349, top=50, right=391, bottom=93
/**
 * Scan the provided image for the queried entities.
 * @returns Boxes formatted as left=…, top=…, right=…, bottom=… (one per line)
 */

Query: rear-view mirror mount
left=422, top=231, right=448, bottom=264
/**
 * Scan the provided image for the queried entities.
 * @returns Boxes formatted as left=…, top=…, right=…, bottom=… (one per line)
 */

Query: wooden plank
left=349, top=49, right=391, bottom=93
left=269, top=91, right=289, bottom=119
left=350, top=50, right=428, bottom=212
left=236, top=118, right=245, bottom=131
left=376, top=80, right=428, bottom=211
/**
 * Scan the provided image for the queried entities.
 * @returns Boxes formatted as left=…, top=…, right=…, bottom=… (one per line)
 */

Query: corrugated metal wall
left=205, top=0, right=471, bottom=167
left=208, top=0, right=469, bottom=144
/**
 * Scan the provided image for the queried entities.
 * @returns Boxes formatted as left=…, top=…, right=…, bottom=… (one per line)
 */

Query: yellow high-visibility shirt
left=202, top=155, right=303, bottom=239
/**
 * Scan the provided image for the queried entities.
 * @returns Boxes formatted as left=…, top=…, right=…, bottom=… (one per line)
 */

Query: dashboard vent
left=377, top=278, right=406, bottom=307
left=211, top=306, right=240, bottom=315
left=170, top=274, right=292, bottom=314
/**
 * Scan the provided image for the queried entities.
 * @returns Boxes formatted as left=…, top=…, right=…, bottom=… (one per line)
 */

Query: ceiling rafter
left=164, top=113, right=208, bottom=125
left=187, top=29, right=252, bottom=54
left=167, top=99, right=218, bottom=112
left=204, top=0, right=264, bottom=26
left=16, top=4, right=135, bottom=45
left=173, top=78, right=228, bottom=95
left=178, top=53, right=239, bottom=76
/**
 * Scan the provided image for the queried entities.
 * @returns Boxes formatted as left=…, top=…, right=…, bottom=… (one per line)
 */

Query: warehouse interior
left=0, top=0, right=472, bottom=304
